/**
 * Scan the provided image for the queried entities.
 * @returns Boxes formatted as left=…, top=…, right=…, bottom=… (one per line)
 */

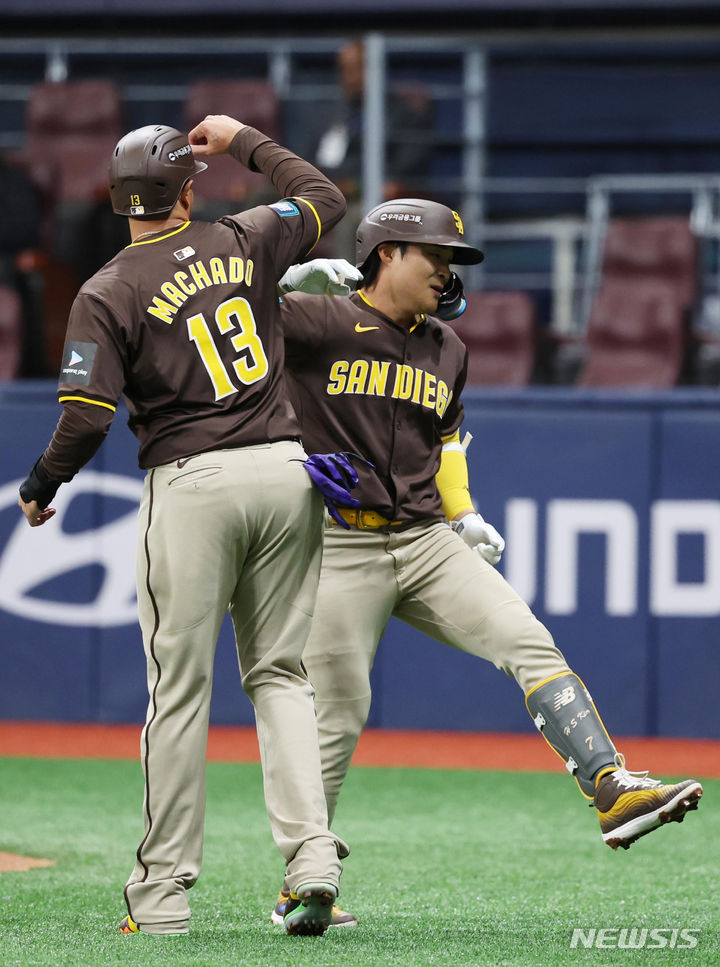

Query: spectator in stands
left=0, top=156, right=41, bottom=287
left=0, top=155, right=45, bottom=377
left=313, top=39, right=434, bottom=260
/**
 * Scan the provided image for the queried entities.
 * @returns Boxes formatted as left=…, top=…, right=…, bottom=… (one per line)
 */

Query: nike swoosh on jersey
left=355, top=323, right=380, bottom=333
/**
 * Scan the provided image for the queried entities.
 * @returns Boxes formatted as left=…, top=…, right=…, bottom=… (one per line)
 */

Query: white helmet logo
left=0, top=471, right=142, bottom=627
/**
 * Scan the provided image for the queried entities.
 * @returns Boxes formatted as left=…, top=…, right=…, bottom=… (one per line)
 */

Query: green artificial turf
left=0, top=758, right=717, bottom=966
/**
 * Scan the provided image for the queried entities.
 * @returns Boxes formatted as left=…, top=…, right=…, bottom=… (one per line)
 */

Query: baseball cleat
left=271, top=886, right=357, bottom=928
left=119, top=914, right=140, bottom=934
left=594, top=768, right=703, bottom=850
left=282, top=882, right=337, bottom=936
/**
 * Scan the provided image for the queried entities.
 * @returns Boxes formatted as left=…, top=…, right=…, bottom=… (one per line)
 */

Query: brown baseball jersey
left=281, top=289, right=469, bottom=521
left=41, top=126, right=346, bottom=479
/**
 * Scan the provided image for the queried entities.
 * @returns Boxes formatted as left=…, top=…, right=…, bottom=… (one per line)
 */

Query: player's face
left=391, top=243, right=453, bottom=315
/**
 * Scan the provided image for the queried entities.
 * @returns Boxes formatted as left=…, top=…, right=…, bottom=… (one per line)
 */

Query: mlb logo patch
left=173, top=246, right=195, bottom=261
left=270, top=201, right=300, bottom=217
left=129, top=205, right=145, bottom=216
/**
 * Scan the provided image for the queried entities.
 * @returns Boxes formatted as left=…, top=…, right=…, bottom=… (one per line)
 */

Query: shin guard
left=525, top=672, right=617, bottom=798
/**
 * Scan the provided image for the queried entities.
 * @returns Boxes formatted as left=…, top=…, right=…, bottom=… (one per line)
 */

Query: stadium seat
left=600, top=217, right=699, bottom=309
left=452, top=292, right=537, bottom=386
left=183, top=80, right=281, bottom=207
left=23, top=81, right=123, bottom=204
left=576, top=279, right=686, bottom=388
left=0, top=285, right=22, bottom=381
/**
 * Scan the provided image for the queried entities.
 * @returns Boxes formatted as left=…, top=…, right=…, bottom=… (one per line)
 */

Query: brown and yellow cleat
left=595, top=768, right=703, bottom=850
left=282, top=882, right=337, bottom=936
left=119, top=914, right=140, bottom=934
left=271, top=886, right=357, bottom=928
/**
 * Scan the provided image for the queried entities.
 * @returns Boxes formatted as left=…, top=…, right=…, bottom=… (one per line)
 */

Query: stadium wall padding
left=0, top=384, right=718, bottom=738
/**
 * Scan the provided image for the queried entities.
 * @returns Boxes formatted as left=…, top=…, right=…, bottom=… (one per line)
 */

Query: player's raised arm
left=190, top=113, right=347, bottom=241
left=187, top=114, right=246, bottom=155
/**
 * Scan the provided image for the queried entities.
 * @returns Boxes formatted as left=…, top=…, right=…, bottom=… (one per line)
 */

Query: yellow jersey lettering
left=391, top=363, right=414, bottom=399
left=367, top=360, right=390, bottom=396
left=327, top=360, right=348, bottom=395
left=210, top=257, right=228, bottom=286
left=229, top=257, right=244, bottom=283
left=422, top=373, right=437, bottom=409
left=346, top=359, right=369, bottom=394
left=160, top=281, right=187, bottom=308
left=436, top=380, right=449, bottom=416
left=174, top=271, right=196, bottom=297
left=245, top=259, right=254, bottom=286
left=147, top=296, right=177, bottom=324
left=411, top=367, right=424, bottom=404
left=439, top=388, right=453, bottom=418
left=189, top=260, right=212, bottom=289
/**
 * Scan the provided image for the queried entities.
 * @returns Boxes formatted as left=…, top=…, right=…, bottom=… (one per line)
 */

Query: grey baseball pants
left=125, top=441, right=346, bottom=933
left=302, top=518, right=570, bottom=824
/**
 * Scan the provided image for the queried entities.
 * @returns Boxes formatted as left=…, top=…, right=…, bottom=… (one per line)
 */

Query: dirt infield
left=0, top=721, right=718, bottom=777
left=0, top=852, right=55, bottom=873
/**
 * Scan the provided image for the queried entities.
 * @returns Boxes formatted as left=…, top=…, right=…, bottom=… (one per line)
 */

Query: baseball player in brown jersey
left=268, top=198, right=703, bottom=925
left=17, top=115, right=352, bottom=937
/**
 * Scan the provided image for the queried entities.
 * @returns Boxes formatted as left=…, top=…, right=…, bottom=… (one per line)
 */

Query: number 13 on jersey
left=187, top=296, right=269, bottom=400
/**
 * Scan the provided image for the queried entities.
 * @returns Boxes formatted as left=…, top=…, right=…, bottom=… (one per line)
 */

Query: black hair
left=359, top=241, right=408, bottom=288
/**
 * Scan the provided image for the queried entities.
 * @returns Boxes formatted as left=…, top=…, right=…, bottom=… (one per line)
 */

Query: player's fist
left=278, top=259, right=363, bottom=297
left=189, top=115, right=245, bottom=157
left=452, top=512, right=505, bottom=565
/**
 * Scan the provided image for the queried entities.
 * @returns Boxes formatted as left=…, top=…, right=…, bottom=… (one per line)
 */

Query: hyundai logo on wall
left=0, top=471, right=142, bottom=627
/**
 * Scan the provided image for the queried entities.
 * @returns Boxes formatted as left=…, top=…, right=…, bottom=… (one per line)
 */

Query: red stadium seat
left=24, top=81, right=123, bottom=204
left=577, top=279, right=686, bottom=388
left=183, top=80, right=281, bottom=206
left=600, top=217, right=699, bottom=309
left=452, top=291, right=537, bottom=386
left=0, top=285, right=22, bottom=381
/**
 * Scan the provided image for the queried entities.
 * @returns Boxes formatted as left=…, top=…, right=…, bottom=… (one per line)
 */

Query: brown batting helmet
left=108, top=124, right=207, bottom=218
left=355, top=198, right=484, bottom=269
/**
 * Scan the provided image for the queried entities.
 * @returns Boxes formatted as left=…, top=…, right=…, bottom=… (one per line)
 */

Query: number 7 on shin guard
left=525, top=672, right=618, bottom=799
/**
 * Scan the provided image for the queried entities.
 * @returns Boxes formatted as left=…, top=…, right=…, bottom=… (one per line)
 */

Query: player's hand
left=278, top=259, right=363, bottom=297
left=189, top=115, right=245, bottom=157
left=18, top=497, right=56, bottom=528
left=452, top=512, right=505, bottom=565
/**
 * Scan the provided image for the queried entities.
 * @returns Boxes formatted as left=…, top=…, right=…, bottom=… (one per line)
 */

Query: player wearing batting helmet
left=18, top=115, right=355, bottom=937
left=266, top=198, right=703, bottom=926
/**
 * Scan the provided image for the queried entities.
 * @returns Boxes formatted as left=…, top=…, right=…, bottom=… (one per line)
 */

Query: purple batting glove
left=302, top=452, right=372, bottom=529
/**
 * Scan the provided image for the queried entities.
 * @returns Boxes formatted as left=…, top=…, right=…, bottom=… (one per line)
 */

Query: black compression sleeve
left=19, top=456, right=61, bottom=509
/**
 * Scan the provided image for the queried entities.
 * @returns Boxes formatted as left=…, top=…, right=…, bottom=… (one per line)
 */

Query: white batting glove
left=451, top=513, right=505, bottom=565
left=278, top=258, right=363, bottom=297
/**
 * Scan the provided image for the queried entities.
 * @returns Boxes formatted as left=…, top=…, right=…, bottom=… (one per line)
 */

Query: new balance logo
left=553, top=686, right=576, bottom=710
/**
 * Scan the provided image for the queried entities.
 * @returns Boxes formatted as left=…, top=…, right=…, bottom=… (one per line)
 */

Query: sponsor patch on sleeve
left=269, top=200, right=300, bottom=218
left=60, top=341, right=98, bottom=386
